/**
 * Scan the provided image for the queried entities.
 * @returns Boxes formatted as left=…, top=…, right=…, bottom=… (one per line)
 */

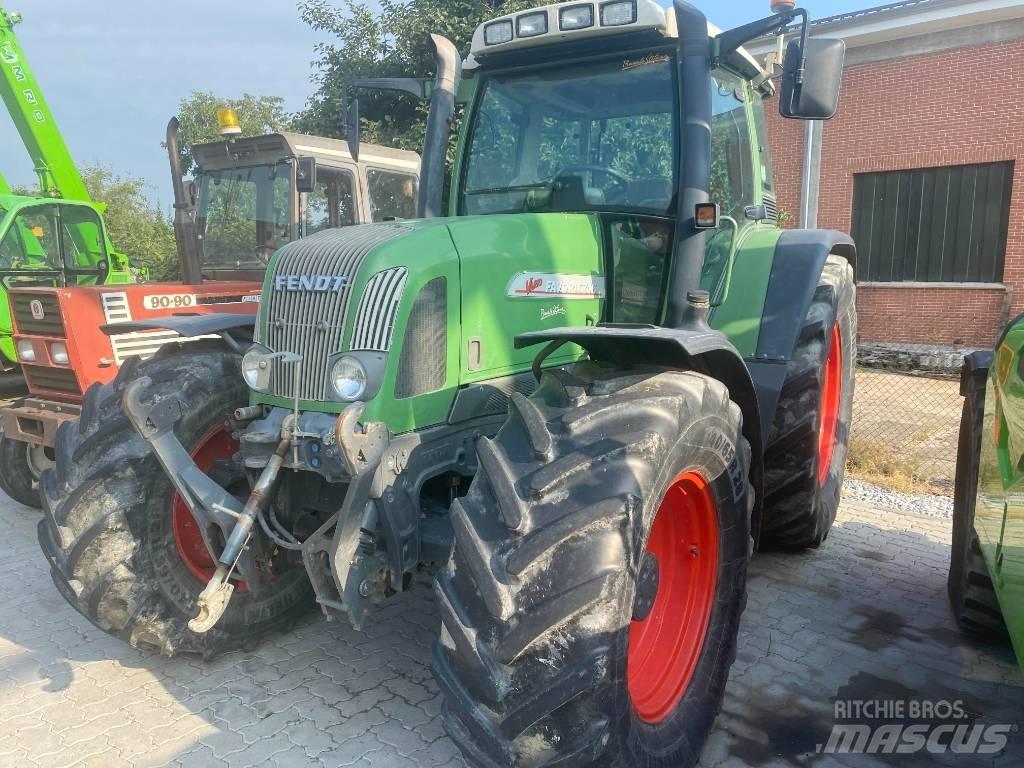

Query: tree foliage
left=80, top=167, right=178, bottom=281
left=172, top=91, right=293, bottom=176
left=296, top=0, right=536, bottom=150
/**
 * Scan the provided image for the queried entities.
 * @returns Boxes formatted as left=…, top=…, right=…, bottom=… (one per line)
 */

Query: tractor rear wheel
left=434, top=364, right=753, bottom=768
left=948, top=361, right=1005, bottom=635
left=761, top=255, right=856, bottom=549
left=0, top=429, right=49, bottom=508
left=37, top=346, right=313, bottom=657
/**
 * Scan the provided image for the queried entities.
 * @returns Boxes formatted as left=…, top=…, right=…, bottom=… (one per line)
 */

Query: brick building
left=752, top=0, right=1024, bottom=350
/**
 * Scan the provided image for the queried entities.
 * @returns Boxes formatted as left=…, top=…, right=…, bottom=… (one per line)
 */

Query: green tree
left=80, top=167, right=178, bottom=281
left=296, top=0, right=535, bottom=151
left=172, top=91, right=293, bottom=176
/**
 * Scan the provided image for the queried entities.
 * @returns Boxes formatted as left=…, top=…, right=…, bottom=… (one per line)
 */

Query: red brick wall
left=766, top=37, right=1024, bottom=347
left=857, top=285, right=1008, bottom=348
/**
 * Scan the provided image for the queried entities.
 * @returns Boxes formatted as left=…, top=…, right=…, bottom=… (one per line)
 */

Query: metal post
left=800, top=119, right=822, bottom=228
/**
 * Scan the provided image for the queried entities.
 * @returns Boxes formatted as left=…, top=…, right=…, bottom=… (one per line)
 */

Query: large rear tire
left=948, top=362, right=1005, bottom=635
left=434, top=364, right=753, bottom=768
left=0, top=429, right=48, bottom=509
left=37, top=346, right=314, bottom=657
left=761, top=255, right=856, bottom=549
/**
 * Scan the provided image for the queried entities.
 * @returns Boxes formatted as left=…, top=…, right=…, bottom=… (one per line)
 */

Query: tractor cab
left=0, top=195, right=133, bottom=363
left=190, top=131, right=421, bottom=280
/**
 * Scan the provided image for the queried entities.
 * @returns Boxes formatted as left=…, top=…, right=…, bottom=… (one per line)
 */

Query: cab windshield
left=196, top=161, right=293, bottom=272
left=461, top=54, right=677, bottom=216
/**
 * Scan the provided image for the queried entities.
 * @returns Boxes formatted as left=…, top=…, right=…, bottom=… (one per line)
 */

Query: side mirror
left=345, top=97, right=361, bottom=162
left=780, top=37, right=845, bottom=120
left=296, top=157, right=317, bottom=194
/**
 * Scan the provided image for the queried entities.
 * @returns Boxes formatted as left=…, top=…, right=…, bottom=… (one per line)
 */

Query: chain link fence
left=848, top=353, right=966, bottom=496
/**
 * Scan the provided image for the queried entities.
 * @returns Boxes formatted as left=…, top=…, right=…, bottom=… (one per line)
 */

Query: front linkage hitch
left=121, top=376, right=393, bottom=632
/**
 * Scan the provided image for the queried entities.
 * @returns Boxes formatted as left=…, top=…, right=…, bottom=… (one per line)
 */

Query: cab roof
left=465, top=0, right=765, bottom=78
left=192, top=132, right=420, bottom=174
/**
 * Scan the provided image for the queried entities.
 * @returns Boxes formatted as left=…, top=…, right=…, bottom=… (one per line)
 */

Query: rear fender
left=516, top=325, right=765, bottom=543
left=750, top=229, right=856, bottom=434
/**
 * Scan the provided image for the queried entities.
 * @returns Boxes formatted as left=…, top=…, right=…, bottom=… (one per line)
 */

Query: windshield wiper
left=463, top=182, right=550, bottom=196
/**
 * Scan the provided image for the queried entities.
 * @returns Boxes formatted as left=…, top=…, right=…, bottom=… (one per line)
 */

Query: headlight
left=16, top=339, right=35, bottom=363
left=331, top=356, right=367, bottom=401
left=516, top=11, right=548, bottom=37
left=560, top=4, right=594, bottom=30
left=484, top=19, right=514, bottom=45
left=50, top=342, right=69, bottom=366
left=601, top=0, right=637, bottom=26
left=242, top=344, right=273, bottom=392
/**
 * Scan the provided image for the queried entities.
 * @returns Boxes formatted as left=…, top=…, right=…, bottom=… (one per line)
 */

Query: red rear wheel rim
left=817, top=323, right=843, bottom=486
left=171, top=425, right=244, bottom=588
left=628, top=471, right=719, bottom=724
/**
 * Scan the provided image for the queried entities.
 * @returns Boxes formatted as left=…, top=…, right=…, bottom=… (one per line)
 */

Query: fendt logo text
left=274, top=275, right=348, bottom=293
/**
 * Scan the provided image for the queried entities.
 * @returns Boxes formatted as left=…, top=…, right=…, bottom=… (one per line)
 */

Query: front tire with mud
left=434, top=364, right=753, bottom=768
left=0, top=427, right=48, bottom=509
left=38, top=346, right=313, bottom=657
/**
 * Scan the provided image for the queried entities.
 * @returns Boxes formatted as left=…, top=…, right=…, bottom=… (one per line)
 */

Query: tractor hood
left=253, top=213, right=604, bottom=432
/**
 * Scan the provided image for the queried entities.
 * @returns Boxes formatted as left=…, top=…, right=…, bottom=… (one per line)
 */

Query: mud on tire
left=37, top=345, right=314, bottom=657
left=761, top=254, right=856, bottom=549
left=0, top=426, right=46, bottom=509
left=434, top=363, right=753, bottom=768
left=948, top=361, right=1005, bottom=635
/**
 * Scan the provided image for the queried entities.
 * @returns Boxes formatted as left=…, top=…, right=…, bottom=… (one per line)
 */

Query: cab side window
left=709, top=69, right=756, bottom=221
left=60, top=206, right=107, bottom=269
left=307, top=168, right=357, bottom=234
left=0, top=206, right=59, bottom=269
left=367, top=169, right=418, bottom=222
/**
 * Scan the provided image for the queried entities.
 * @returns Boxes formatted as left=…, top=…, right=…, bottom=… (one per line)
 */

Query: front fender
left=100, top=313, right=255, bottom=339
left=516, top=324, right=765, bottom=544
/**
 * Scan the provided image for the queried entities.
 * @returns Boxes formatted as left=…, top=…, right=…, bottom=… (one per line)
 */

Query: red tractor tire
left=37, top=346, right=313, bottom=657
left=760, top=255, right=856, bottom=549
left=434, top=364, right=753, bottom=768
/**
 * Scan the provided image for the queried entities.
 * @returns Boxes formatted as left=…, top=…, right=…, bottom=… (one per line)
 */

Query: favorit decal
left=508, top=273, right=605, bottom=300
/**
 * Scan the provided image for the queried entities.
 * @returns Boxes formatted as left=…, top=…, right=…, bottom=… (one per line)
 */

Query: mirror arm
left=715, top=7, right=809, bottom=70
left=348, top=78, right=431, bottom=101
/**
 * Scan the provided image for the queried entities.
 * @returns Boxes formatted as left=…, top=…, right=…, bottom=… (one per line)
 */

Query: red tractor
left=0, top=118, right=420, bottom=506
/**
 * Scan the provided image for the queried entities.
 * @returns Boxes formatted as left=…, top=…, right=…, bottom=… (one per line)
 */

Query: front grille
left=395, top=277, right=447, bottom=399
left=258, top=224, right=409, bottom=401
left=11, top=293, right=64, bottom=337
left=350, top=268, right=408, bottom=352
left=23, top=365, right=80, bottom=396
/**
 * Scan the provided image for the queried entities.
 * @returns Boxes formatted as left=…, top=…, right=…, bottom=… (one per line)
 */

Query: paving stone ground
left=0, top=492, right=1020, bottom=768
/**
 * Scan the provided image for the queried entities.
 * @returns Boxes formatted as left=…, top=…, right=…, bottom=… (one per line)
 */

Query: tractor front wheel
left=948, top=361, right=1004, bottom=635
left=0, top=431, right=49, bottom=509
left=434, top=364, right=753, bottom=768
left=37, top=347, right=313, bottom=657
left=761, top=254, right=856, bottom=549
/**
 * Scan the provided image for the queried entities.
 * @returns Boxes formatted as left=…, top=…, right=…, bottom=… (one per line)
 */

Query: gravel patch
left=843, top=477, right=954, bottom=518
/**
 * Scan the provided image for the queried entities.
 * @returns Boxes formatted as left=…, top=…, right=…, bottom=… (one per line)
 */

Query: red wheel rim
left=628, top=472, right=719, bottom=724
left=817, top=323, right=843, bottom=486
left=171, top=425, right=244, bottom=588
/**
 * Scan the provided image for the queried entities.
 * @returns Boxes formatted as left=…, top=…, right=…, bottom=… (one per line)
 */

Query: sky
left=0, top=0, right=871, bottom=207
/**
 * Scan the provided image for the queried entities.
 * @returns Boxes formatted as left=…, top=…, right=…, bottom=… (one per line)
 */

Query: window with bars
left=851, top=161, right=1013, bottom=283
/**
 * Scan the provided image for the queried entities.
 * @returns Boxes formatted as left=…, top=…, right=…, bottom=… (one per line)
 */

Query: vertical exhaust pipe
left=665, top=1, right=712, bottom=329
left=417, top=35, right=462, bottom=219
left=166, top=117, right=203, bottom=286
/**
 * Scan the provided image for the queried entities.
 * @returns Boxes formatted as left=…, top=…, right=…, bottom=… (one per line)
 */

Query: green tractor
left=39, top=2, right=856, bottom=765
left=950, top=327, right=1024, bottom=675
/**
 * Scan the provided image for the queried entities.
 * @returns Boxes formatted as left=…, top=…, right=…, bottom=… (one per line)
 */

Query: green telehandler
left=40, top=2, right=856, bottom=765
left=0, top=6, right=135, bottom=368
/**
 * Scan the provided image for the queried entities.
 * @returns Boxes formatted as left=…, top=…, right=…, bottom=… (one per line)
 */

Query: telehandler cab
left=41, top=2, right=856, bottom=766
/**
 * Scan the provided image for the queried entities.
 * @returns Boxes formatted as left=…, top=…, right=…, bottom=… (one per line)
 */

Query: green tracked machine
left=951, top=329, right=1024, bottom=676
left=0, top=5, right=135, bottom=368
left=40, top=2, right=857, bottom=765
